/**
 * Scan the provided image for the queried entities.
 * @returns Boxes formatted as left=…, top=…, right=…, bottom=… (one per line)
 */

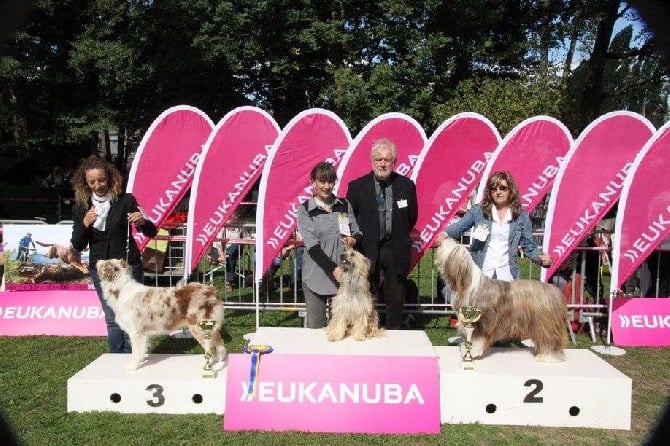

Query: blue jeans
left=90, top=261, right=144, bottom=353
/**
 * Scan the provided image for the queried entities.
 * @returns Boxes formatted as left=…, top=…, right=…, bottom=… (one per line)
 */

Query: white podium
left=436, top=346, right=631, bottom=429
left=246, top=326, right=437, bottom=356
left=67, top=354, right=227, bottom=414
left=66, top=330, right=633, bottom=430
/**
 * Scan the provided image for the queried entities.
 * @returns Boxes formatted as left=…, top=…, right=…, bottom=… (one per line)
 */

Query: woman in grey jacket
left=298, top=162, right=362, bottom=328
left=437, top=171, right=552, bottom=280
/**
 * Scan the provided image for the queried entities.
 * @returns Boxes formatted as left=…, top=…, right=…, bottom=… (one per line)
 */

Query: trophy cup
left=458, top=306, right=482, bottom=370
left=198, top=320, right=218, bottom=378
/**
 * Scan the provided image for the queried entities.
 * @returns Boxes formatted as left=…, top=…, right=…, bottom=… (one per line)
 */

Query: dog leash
left=125, top=216, right=131, bottom=263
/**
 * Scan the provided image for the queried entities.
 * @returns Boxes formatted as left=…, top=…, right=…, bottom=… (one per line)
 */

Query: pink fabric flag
left=409, top=113, right=501, bottom=269
left=475, top=116, right=573, bottom=212
left=541, top=111, right=654, bottom=281
left=255, top=109, right=351, bottom=281
left=335, top=112, right=426, bottom=197
left=611, top=122, right=670, bottom=290
left=610, top=298, right=670, bottom=346
left=184, top=107, right=280, bottom=273
left=127, top=105, right=214, bottom=250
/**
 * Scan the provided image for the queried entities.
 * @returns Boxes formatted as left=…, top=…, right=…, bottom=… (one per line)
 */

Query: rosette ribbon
left=243, top=344, right=274, bottom=398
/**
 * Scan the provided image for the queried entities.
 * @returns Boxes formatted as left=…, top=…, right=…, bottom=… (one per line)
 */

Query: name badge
left=397, top=199, right=408, bottom=209
left=338, top=214, right=351, bottom=236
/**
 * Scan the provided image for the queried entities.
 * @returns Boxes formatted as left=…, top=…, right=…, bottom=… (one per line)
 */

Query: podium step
left=436, top=346, right=631, bottom=429
left=67, top=354, right=227, bottom=414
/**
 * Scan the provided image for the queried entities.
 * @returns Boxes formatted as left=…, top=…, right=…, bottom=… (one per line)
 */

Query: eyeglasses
left=489, top=185, right=509, bottom=192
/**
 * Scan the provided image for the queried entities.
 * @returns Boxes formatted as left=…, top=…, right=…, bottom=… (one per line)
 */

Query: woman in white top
left=437, top=170, right=552, bottom=280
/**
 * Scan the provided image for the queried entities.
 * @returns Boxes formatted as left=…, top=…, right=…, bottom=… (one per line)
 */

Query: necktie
left=378, top=181, right=390, bottom=240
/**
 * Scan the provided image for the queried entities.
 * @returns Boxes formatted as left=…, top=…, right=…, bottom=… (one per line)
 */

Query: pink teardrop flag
left=185, top=107, right=280, bottom=273
left=409, top=113, right=500, bottom=269
left=127, top=105, right=214, bottom=249
left=541, top=111, right=654, bottom=281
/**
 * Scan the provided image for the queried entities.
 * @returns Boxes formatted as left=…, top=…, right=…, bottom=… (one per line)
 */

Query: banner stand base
left=591, top=345, right=626, bottom=356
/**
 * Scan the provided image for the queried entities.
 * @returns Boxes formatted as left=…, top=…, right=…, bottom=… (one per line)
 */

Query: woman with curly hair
left=70, top=155, right=157, bottom=353
left=437, top=170, right=552, bottom=281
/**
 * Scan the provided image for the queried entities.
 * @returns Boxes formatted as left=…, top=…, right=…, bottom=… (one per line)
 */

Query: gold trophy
left=198, top=320, right=218, bottom=378
left=458, top=306, right=482, bottom=370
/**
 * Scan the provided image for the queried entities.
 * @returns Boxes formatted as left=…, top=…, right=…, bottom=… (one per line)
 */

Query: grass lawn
left=0, top=306, right=668, bottom=446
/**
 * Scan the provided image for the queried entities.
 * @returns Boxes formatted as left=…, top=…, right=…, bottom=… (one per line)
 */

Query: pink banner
left=255, top=109, right=351, bottom=280
left=611, top=123, right=670, bottom=289
left=185, top=107, right=280, bottom=273
left=335, top=112, right=426, bottom=197
left=224, top=353, right=440, bottom=433
left=409, top=113, right=500, bottom=269
left=541, top=112, right=654, bottom=281
left=476, top=116, right=572, bottom=211
left=127, top=105, right=214, bottom=249
left=611, top=298, right=670, bottom=346
left=0, top=290, right=106, bottom=336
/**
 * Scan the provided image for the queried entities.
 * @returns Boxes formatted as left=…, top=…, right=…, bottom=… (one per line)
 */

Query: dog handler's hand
left=127, top=211, right=145, bottom=226
left=342, top=236, right=356, bottom=248
left=539, top=252, right=552, bottom=267
left=333, top=266, right=344, bottom=282
left=84, top=206, right=98, bottom=228
left=434, top=233, right=447, bottom=247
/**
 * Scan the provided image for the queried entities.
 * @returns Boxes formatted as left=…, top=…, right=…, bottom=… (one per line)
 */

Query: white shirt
left=482, top=208, right=513, bottom=281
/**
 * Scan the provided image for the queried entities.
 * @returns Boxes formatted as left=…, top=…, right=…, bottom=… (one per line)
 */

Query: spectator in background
left=211, top=212, right=246, bottom=292
left=646, top=237, right=670, bottom=297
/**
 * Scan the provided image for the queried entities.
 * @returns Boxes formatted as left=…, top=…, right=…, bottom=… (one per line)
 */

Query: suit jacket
left=346, top=171, right=418, bottom=275
left=71, top=193, right=158, bottom=267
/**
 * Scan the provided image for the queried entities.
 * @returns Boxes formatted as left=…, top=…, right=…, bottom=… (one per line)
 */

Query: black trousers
left=371, top=241, right=406, bottom=329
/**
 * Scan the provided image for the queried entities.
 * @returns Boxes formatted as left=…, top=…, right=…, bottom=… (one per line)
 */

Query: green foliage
left=0, top=0, right=667, bottom=181
left=433, top=77, right=566, bottom=135
left=0, top=309, right=668, bottom=445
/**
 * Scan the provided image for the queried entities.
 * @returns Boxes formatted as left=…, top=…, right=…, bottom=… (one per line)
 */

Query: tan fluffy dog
left=325, top=248, right=384, bottom=342
left=96, top=258, right=225, bottom=370
left=435, top=238, right=568, bottom=362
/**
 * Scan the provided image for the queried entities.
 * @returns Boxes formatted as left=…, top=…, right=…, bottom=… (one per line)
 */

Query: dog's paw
left=216, top=345, right=227, bottom=362
left=470, top=340, right=485, bottom=358
left=125, top=362, right=142, bottom=371
left=535, top=352, right=565, bottom=363
left=326, top=331, right=345, bottom=342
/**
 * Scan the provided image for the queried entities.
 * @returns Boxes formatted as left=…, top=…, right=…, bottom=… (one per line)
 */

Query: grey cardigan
left=297, top=197, right=362, bottom=295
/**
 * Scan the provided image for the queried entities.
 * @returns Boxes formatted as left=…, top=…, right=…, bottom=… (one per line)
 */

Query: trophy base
left=437, top=346, right=631, bottom=430
left=67, top=354, right=227, bottom=414
left=461, top=359, right=475, bottom=370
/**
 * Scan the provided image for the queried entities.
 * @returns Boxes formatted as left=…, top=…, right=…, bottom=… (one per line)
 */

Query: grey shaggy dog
left=325, top=248, right=385, bottom=342
left=435, top=238, right=568, bottom=362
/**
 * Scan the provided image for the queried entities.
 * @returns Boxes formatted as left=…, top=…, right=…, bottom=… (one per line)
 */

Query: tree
left=1, top=0, right=667, bottom=182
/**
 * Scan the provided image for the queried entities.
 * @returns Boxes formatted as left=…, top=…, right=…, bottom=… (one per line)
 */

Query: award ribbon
left=243, top=344, right=273, bottom=398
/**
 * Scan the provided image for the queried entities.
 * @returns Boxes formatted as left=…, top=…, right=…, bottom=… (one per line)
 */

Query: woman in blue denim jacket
left=437, top=171, right=552, bottom=280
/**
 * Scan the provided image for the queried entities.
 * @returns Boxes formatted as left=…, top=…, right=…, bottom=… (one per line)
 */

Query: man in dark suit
left=346, top=138, right=418, bottom=329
